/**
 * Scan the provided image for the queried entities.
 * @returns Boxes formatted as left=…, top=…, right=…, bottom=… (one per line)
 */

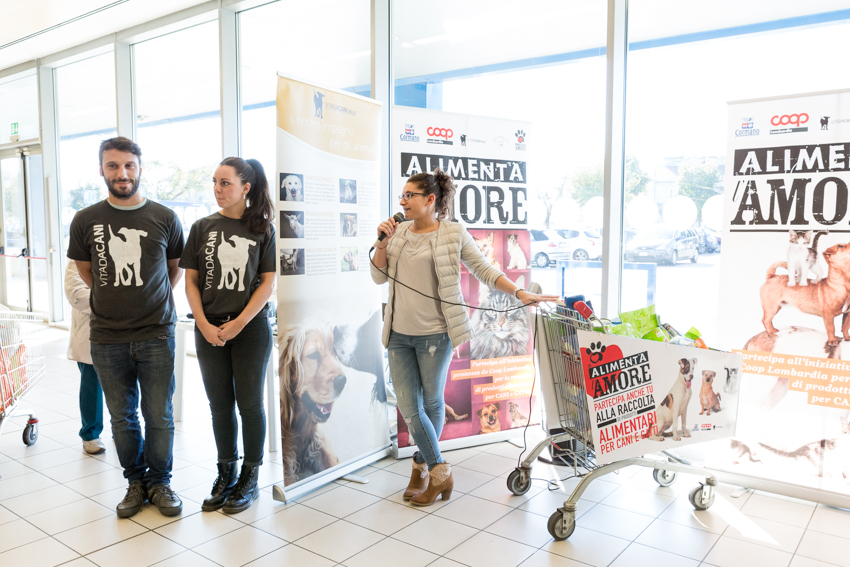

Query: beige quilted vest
left=370, top=221, right=505, bottom=349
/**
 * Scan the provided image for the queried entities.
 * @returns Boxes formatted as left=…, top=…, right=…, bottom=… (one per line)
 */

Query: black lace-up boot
left=202, top=461, right=239, bottom=511
left=222, top=465, right=260, bottom=514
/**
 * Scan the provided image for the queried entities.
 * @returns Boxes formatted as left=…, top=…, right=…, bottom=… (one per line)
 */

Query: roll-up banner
left=391, top=107, right=536, bottom=456
left=274, top=75, right=389, bottom=501
left=711, top=90, right=850, bottom=506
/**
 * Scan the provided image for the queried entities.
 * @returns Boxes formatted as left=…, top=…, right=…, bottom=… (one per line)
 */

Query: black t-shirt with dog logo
left=67, top=199, right=184, bottom=344
left=179, top=213, right=276, bottom=318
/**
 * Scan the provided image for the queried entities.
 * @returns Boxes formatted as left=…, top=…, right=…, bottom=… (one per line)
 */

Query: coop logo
left=399, top=124, right=419, bottom=143
left=735, top=117, right=759, bottom=137
left=770, top=112, right=809, bottom=134
left=426, top=127, right=453, bottom=145
left=515, top=130, right=527, bottom=151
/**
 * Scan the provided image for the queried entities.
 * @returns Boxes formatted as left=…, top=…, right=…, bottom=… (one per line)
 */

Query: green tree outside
left=677, top=162, right=721, bottom=222
left=568, top=156, right=650, bottom=206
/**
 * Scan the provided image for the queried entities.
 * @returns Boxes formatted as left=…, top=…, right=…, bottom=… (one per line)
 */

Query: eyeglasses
left=398, top=191, right=427, bottom=201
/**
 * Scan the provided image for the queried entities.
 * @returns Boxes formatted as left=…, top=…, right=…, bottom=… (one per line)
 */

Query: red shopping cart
left=0, top=312, right=47, bottom=448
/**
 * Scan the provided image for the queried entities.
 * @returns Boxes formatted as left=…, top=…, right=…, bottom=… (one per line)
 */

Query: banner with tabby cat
left=393, top=106, right=537, bottom=451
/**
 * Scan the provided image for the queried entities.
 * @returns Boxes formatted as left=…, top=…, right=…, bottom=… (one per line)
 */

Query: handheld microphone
left=371, top=212, right=407, bottom=250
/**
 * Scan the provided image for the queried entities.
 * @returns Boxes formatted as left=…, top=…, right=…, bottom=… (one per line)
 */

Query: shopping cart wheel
left=507, top=469, right=531, bottom=495
left=22, top=421, right=38, bottom=446
left=547, top=510, right=575, bottom=540
left=688, top=485, right=715, bottom=511
left=653, top=468, right=677, bottom=487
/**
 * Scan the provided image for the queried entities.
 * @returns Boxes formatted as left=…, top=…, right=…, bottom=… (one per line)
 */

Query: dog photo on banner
left=712, top=90, right=850, bottom=496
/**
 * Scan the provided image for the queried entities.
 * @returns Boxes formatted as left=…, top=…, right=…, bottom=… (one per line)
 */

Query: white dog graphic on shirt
left=108, top=226, right=148, bottom=286
left=217, top=233, right=256, bottom=291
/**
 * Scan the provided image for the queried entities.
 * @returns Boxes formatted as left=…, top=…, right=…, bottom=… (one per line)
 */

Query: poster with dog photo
left=575, top=330, right=742, bottom=465
left=276, top=74, right=388, bottom=493
left=710, top=89, right=850, bottom=498
left=395, top=228, right=538, bottom=448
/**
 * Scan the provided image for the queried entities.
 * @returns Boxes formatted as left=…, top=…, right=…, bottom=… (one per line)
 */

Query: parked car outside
left=693, top=227, right=709, bottom=254
left=704, top=228, right=721, bottom=252
left=624, top=225, right=699, bottom=265
left=554, top=228, right=601, bottom=260
left=530, top=229, right=593, bottom=267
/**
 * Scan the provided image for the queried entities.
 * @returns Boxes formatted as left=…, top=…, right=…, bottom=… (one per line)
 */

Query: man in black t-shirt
left=67, top=137, right=185, bottom=519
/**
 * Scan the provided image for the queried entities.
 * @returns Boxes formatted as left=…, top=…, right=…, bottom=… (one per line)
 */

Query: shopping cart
left=506, top=305, right=717, bottom=540
left=0, top=312, right=47, bottom=449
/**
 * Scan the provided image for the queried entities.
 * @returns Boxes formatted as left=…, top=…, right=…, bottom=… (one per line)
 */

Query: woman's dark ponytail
left=408, top=167, right=456, bottom=220
left=220, top=157, right=275, bottom=234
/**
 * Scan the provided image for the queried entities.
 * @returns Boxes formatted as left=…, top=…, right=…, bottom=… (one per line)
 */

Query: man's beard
left=106, top=176, right=140, bottom=200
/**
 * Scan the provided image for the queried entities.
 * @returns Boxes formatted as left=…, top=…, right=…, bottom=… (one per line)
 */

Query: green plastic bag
left=618, top=305, right=658, bottom=338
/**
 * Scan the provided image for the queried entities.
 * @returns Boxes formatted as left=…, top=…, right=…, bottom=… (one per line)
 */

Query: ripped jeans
left=388, top=331, right=454, bottom=469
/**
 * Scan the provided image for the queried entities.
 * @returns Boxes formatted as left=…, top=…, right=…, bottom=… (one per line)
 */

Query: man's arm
left=167, top=258, right=183, bottom=289
left=74, top=260, right=93, bottom=289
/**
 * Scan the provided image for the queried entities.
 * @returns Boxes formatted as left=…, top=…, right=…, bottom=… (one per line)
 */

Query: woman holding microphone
left=181, top=157, right=276, bottom=514
left=371, top=169, right=558, bottom=506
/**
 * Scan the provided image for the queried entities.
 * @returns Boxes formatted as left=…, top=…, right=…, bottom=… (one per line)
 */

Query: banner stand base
left=711, top=468, right=850, bottom=510
left=394, top=428, right=527, bottom=459
left=272, top=445, right=391, bottom=503
left=342, top=475, right=369, bottom=484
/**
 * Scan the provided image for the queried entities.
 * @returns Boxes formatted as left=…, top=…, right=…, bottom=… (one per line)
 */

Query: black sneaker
left=117, top=481, right=147, bottom=518
left=148, top=485, right=183, bottom=517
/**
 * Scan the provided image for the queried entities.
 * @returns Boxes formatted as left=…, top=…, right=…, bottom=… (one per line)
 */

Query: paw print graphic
left=585, top=341, right=606, bottom=364
left=515, top=130, right=525, bottom=143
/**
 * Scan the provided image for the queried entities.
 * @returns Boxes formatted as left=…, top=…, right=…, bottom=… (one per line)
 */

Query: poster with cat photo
left=711, top=89, right=850, bottom=503
left=396, top=229, right=538, bottom=447
left=392, top=108, right=535, bottom=450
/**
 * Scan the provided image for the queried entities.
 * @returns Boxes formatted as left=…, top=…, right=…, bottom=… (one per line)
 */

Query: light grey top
left=371, top=221, right=506, bottom=349
left=390, top=230, right=447, bottom=336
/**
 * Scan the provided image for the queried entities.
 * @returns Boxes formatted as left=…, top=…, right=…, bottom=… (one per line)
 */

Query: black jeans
left=194, top=314, right=272, bottom=467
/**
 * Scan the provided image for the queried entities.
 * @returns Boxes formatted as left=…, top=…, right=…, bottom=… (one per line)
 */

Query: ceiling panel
left=0, top=0, right=210, bottom=71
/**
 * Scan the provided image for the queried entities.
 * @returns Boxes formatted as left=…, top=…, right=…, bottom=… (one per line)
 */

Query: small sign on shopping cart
left=577, top=330, right=743, bottom=465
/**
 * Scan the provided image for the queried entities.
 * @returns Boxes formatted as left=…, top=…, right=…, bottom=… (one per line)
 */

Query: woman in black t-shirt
left=180, top=157, right=276, bottom=514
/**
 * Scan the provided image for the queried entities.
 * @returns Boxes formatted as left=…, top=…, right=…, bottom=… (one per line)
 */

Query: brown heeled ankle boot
left=410, top=463, right=453, bottom=507
left=404, top=459, right=429, bottom=500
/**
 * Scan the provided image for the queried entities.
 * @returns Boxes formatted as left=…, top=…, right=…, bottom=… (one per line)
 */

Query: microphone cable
left=368, top=245, right=535, bottom=314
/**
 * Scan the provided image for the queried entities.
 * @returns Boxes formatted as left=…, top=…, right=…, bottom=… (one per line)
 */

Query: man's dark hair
left=99, top=137, right=142, bottom=165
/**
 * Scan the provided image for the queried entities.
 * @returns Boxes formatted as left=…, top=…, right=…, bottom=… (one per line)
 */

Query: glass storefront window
left=624, top=5, right=850, bottom=341
left=56, top=52, right=118, bottom=319
left=0, top=72, right=39, bottom=142
left=134, top=21, right=222, bottom=316
left=239, top=1, right=371, bottom=173
left=394, top=0, right=609, bottom=304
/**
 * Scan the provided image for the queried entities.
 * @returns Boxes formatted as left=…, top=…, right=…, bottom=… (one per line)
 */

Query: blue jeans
left=91, top=337, right=176, bottom=486
left=388, top=331, right=454, bottom=469
left=77, top=363, right=103, bottom=441
left=194, top=315, right=272, bottom=468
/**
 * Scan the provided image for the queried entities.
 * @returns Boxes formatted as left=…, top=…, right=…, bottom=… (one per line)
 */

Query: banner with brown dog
left=275, top=75, right=389, bottom=495
left=575, top=330, right=741, bottom=465
left=711, top=90, right=850, bottom=498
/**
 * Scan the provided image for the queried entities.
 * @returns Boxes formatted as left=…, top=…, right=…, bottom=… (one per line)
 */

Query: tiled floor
left=1, top=333, right=849, bottom=567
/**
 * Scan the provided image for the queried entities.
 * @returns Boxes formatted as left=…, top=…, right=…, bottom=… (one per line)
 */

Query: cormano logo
left=426, top=127, right=453, bottom=145
left=400, top=124, right=419, bottom=142
left=769, top=112, right=809, bottom=135
left=735, top=117, right=759, bottom=137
